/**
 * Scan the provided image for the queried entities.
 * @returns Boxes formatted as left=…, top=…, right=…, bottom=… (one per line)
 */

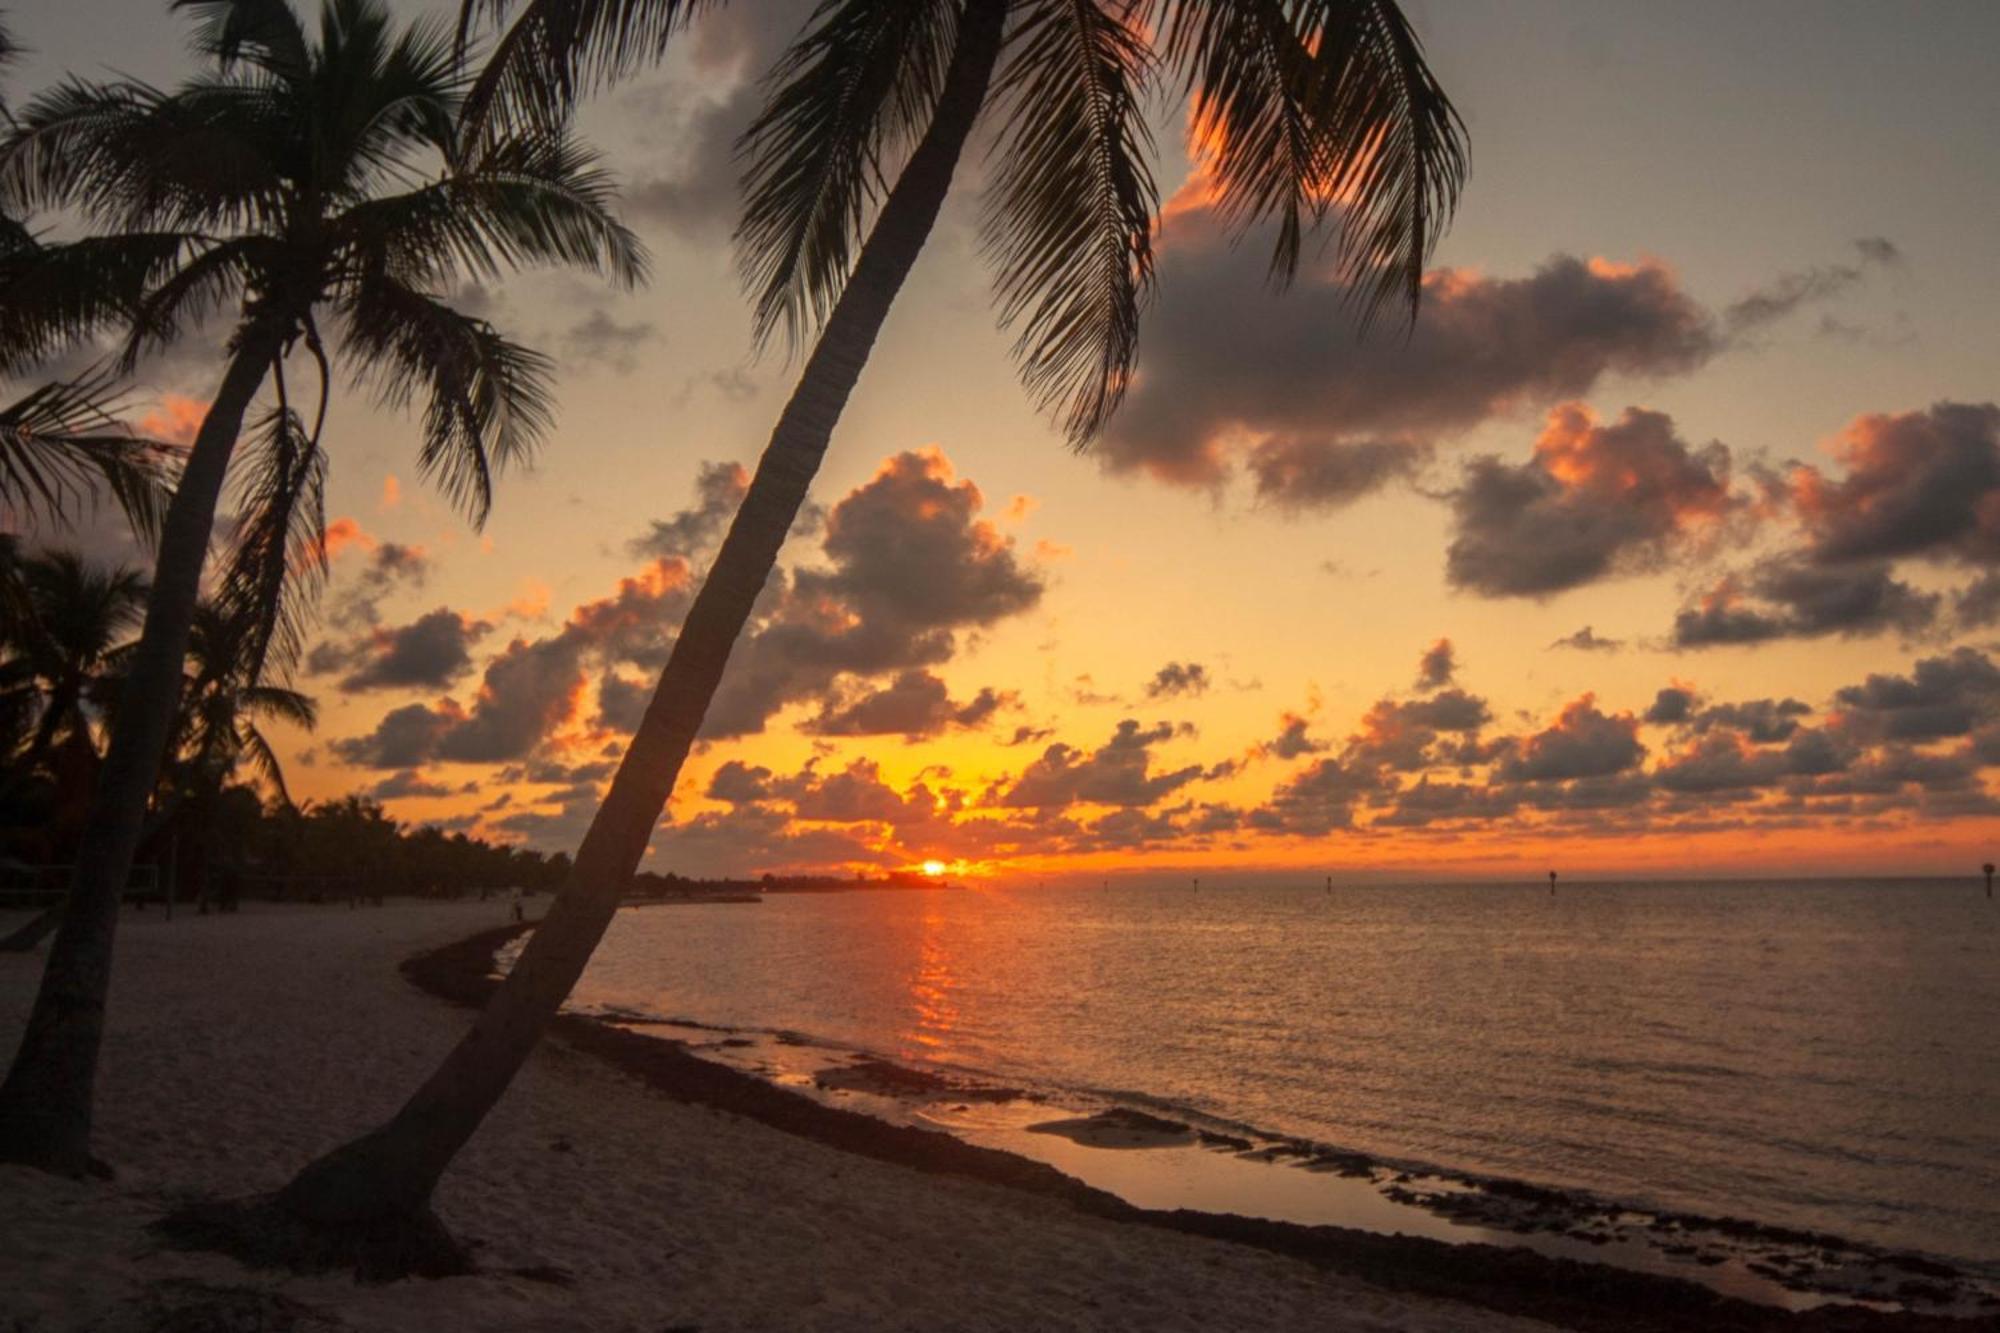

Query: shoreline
left=432, top=923, right=1985, bottom=1332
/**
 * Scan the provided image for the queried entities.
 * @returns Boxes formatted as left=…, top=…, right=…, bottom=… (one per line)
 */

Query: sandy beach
left=0, top=901, right=1562, bottom=1332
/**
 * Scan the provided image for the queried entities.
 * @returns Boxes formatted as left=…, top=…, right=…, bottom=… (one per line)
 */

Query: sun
left=921, top=860, right=947, bottom=878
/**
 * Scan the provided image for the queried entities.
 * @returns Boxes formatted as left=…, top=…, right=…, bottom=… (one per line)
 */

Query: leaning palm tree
left=0, top=0, right=645, bottom=1176
left=254, top=0, right=1464, bottom=1263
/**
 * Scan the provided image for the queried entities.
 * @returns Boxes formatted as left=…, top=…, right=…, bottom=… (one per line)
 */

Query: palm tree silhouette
left=0, top=0, right=645, bottom=1176
left=2, top=551, right=148, bottom=773
left=265, top=0, right=1467, bottom=1256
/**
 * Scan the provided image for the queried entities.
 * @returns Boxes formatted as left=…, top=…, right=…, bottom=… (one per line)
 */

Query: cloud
left=329, top=703, right=461, bottom=769
left=630, top=461, right=748, bottom=562
left=1497, top=695, right=1646, bottom=782
left=1446, top=404, right=1736, bottom=598
left=329, top=448, right=1041, bottom=767
left=562, top=309, right=659, bottom=373
left=1414, top=638, right=1456, bottom=691
left=1672, top=558, right=1937, bottom=647
left=702, top=448, right=1044, bottom=736
left=1262, top=712, right=1328, bottom=760
left=1789, top=402, right=2000, bottom=567
left=367, top=769, right=455, bottom=800
left=308, top=607, right=491, bottom=693
left=1102, top=206, right=1717, bottom=499
left=1145, top=661, right=1211, bottom=699
left=1832, top=648, right=2000, bottom=742
left=996, top=720, right=1204, bottom=809
left=323, top=540, right=432, bottom=631
left=1723, top=237, right=1902, bottom=335
left=1551, top=625, right=1623, bottom=652
left=329, top=559, right=695, bottom=768
left=804, top=670, right=1013, bottom=739
left=1244, top=437, right=1428, bottom=510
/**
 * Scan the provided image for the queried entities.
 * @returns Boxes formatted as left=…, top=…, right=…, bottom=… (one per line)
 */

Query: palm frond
left=1305, top=0, right=1467, bottom=325
left=216, top=402, right=328, bottom=683
left=0, top=75, right=288, bottom=233
left=172, top=0, right=313, bottom=80
left=334, top=127, right=647, bottom=289
left=316, top=6, right=464, bottom=200
left=341, top=275, right=553, bottom=525
left=244, top=681, right=317, bottom=726
left=736, top=0, right=960, bottom=351
left=0, top=369, right=175, bottom=544
left=983, top=0, right=1159, bottom=445
left=455, top=0, right=718, bottom=145
left=1141, top=0, right=1321, bottom=280
left=236, top=718, right=296, bottom=804
left=0, top=231, right=205, bottom=375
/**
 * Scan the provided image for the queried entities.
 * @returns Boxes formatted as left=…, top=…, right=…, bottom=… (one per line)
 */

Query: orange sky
left=15, top=0, right=2000, bottom=882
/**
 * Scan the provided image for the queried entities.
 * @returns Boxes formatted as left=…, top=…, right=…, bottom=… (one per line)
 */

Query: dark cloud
left=1249, top=757, right=1382, bottom=835
left=325, top=541, right=431, bottom=631
left=329, top=450, right=1041, bottom=768
left=1263, top=712, right=1328, bottom=760
left=1145, top=661, right=1211, bottom=699
left=593, top=671, right=652, bottom=733
left=1414, top=638, right=1456, bottom=691
left=702, top=449, right=1044, bottom=737
left=1789, top=402, right=2000, bottom=567
left=329, top=703, right=459, bottom=769
left=1244, top=438, right=1427, bottom=510
left=805, top=670, right=1013, bottom=739
left=1446, top=405, right=1736, bottom=598
left=1497, top=696, right=1645, bottom=782
left=367, top=770, right=454, bottom=800
left=562, top=309, right=659, bottom=373
left=1723, top=237, right=1902, bottom=335
left=328, top=560, right=695, bottom=768
left=1552, top=625, right=1623, bottom=652
left=1103, top=208, right=1716, bottom=499
left=1348, top=689, right=1493, bottom=771
left=1644, top=687, right=1695, bottom=726
left=1833, top=648, right=2000, bottom=742
left=630, top=461, right=748, bottom=562
left=1672, top=558, right=1938, bottom=648
left=309, top=607, right=490, bottom=693
left=1688, top=698, right=1812, bottom=744
left=996, top=720, right=1204, bottom=809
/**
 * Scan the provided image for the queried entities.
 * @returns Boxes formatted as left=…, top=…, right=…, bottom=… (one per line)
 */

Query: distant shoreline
left=418, top=923, right=1974, bottom=1333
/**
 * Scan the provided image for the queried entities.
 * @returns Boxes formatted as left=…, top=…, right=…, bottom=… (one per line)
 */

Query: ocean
left=539, top=878, right=2000, bottom=1308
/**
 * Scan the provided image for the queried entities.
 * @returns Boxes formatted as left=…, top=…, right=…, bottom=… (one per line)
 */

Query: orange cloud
left=317, top=517, right=376, bottom=561
left=380, top=474, right=402, bottom=510
left=135, top=394, right=207, bottom=446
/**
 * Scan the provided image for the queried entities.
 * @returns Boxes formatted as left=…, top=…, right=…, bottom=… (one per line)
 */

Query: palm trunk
left=0, top=322, right=279, bottom=1176
left=273, top=0, right=1010, bottom=1229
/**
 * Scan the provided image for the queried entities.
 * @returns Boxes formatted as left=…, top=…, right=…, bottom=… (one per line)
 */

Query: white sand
left=0, top=902, right=1554, bottom=1331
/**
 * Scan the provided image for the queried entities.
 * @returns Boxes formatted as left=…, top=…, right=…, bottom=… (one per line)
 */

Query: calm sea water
left=564, top=879, right=2000, bottom=1269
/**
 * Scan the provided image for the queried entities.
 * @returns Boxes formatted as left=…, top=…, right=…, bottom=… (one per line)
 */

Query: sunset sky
left=16, top=0, right=2000, bottom=880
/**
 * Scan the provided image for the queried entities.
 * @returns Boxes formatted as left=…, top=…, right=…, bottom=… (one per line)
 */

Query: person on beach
left=511, top=886, right=525, bottom=923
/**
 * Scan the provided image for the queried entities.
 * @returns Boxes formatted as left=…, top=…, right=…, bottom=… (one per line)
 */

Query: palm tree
left=0, top=0, right=645, bottom=1176
left=259, top=0, right=1465, bottom=1259
left=2, top=550, right=148, bottom=772
left=167, top=600, right=318, bottom=808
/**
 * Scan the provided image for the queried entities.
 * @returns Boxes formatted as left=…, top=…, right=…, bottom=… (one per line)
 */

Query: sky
left=10, top=0, right=2000, bottom=882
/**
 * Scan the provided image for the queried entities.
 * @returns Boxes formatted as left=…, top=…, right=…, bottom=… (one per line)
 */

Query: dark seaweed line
left=406, top=925, right=1990, bottom=1333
